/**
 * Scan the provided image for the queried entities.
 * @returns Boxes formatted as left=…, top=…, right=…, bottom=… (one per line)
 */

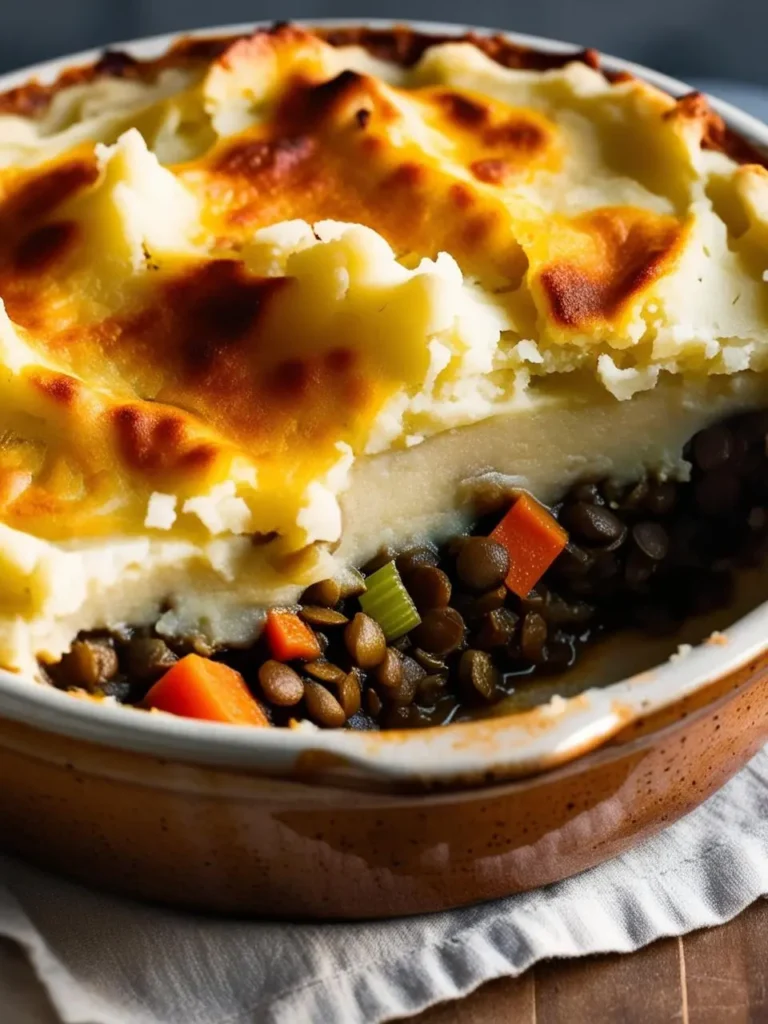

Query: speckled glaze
left=0, top=22, right=767, bottom=916
left=0, top=648, right=764, bottom=918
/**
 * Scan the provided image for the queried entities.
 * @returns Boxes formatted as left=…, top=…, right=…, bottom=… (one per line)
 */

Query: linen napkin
left=0, top=745, right=766, bottom=1024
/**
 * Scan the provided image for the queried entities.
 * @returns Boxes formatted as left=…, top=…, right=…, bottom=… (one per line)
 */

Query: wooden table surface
left=406, top=897, right=768, bottom=1024
left=2, top=897, right=766, bottom=1022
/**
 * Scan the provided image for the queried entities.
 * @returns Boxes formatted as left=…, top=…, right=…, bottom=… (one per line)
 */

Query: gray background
left=0, top=0, right=767, bottom=88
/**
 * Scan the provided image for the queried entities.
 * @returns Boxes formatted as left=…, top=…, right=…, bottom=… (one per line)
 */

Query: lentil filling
left=46, top=409, right=768, bottom=729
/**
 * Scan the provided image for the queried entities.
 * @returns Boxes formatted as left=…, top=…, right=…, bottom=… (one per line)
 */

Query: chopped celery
left=359, top=561, right=421, bottom=640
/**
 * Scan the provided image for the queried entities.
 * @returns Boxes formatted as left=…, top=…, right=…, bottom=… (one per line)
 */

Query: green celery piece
left=359, top=561, right=421, bottom=641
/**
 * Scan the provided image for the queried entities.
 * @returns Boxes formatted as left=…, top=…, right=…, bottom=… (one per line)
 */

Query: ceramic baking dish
left=0, top=20, right=766, bottom=917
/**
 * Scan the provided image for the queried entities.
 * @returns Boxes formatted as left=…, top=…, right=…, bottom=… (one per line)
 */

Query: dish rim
left=0, top=17, right=767, bottom=783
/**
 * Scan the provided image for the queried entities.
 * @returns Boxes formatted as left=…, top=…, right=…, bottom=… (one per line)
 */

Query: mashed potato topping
left=0, top=24, right=767, bottom=674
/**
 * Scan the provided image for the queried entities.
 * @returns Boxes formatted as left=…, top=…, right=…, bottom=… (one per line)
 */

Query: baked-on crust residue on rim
left=0, top=22, right=765, bottom=169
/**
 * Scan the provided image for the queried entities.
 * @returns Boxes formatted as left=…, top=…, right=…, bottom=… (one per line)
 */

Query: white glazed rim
left=0, top=18, right=766, bottom=784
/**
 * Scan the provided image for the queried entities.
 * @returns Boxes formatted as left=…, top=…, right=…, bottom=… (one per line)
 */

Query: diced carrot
left=264, top=609, right=322, bottom=661
left=144, top=654, right=269, bottom=726
left=490, top=493, right=568, bottom=598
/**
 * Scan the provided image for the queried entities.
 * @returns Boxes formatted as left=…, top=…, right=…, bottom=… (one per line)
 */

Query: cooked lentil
left=395, top=545, right=440, bottom=575
left=415, top=673, right=448, bottom=703
left=366, top=688, right=383, bottom=718
left=298, top=606, right=349, bottom=627
left=304, top=680, right=347, bottom=728
left=520, top=611, right=548, bottom=662
left=58, top=639, right=118, bottom=693
left=304, top=659, right=347, bottom=684
left=562, top=502, right=626, bottom=546
left=375, top=647, right=404, bottom=690
left=403, top=565, right=452, bottom=612
left=411, top=607, right=465, bottom=655
left=301, top=578, right=342, bottom=607
left=387, top=670, right=418, bottom=706
left=344, top=613, right=387, bottom=668
left=124, top=637, right=177, bottom=683
left=632, top=521, right=669, bottom=561
left=412, top=648, right=447, bottom=673
left=258, top=660, right=305, bottom=706
left=474, top=607, right=518, bottom=650
left=456, top=537, right=509, bottom=591
left=458, top=649, right=500, bottom=701
left=645, top=480, right=677, bottom=516
left=336, top=670, right=362, bottom=718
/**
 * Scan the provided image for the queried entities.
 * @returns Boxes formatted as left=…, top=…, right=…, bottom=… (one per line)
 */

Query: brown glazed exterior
left=0, top=648, right=763, bottom=918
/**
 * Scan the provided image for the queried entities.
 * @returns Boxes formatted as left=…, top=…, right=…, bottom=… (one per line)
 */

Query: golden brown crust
left=0, top=22, right=764, bottom=547
left=110, top=404, right=220, bottom=478
left=13, top=219, right=78, bottom=272
left=0, top=156, right=98, bottom=222
left=188, top=54, right=557, bottom=285
left=538, top=208, right=684, bottom=328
